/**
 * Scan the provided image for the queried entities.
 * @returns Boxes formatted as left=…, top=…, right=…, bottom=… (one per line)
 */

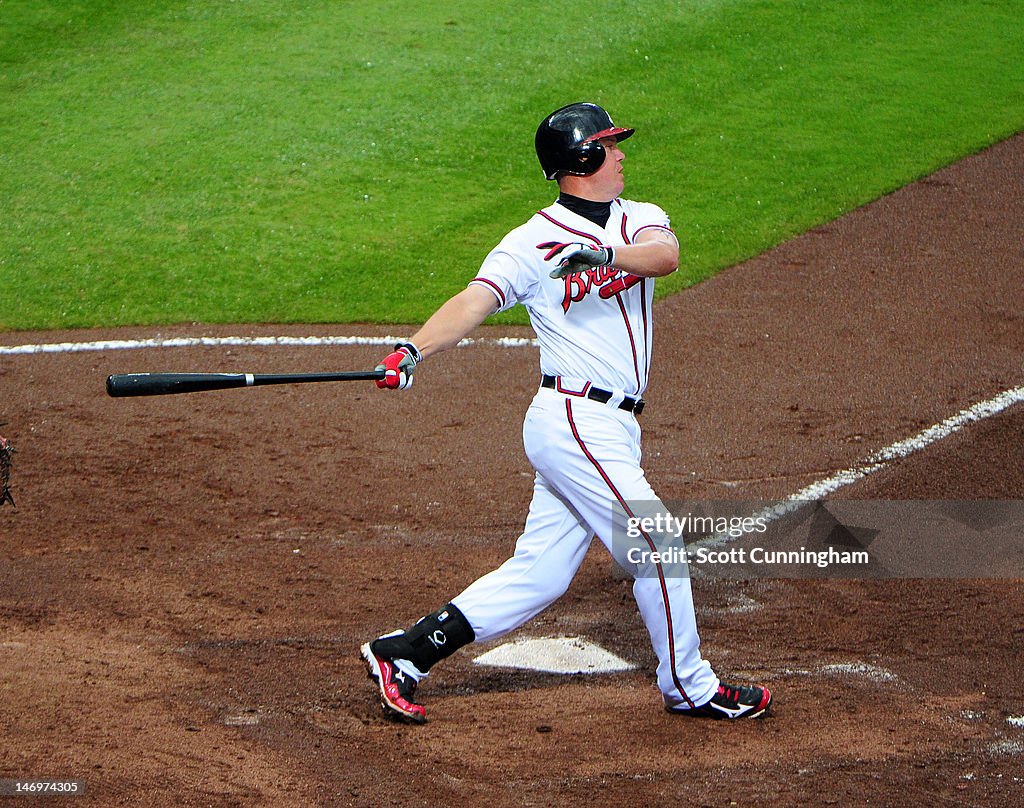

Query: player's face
left=589, top=137, right=626, bottom=201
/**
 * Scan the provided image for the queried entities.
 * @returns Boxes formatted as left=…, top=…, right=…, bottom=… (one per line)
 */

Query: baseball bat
left=106, top=370, right=386, bottom=398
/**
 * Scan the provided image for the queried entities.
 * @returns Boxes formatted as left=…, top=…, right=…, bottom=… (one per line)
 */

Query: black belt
left=541, top=374, right=645, bottom=415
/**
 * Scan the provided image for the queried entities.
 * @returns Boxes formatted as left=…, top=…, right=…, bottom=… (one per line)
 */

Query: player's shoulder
left=616, top=198, right=673, bottom=240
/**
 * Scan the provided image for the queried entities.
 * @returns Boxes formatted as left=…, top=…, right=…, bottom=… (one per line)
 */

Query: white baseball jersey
left=469, top=198, right=675, bottom=398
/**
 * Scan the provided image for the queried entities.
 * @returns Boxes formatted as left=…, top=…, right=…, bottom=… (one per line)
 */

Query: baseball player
left=361, top=102, right=771, bottom=722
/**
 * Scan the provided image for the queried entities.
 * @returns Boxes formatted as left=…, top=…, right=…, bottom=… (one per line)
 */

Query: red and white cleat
left=360, top=639, right=427, bottom=724
left=671, top=682, right=773, bottom=719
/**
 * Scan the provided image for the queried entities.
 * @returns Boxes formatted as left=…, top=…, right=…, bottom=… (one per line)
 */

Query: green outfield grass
left=2, top=1, right=1022, bottom=331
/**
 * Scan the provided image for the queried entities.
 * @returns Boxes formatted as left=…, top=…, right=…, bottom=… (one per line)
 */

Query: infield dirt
left=2, top=135, right=1023, bottom=806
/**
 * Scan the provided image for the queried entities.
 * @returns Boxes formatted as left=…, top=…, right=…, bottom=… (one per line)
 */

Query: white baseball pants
left=452, top=387, right=719, bottom=710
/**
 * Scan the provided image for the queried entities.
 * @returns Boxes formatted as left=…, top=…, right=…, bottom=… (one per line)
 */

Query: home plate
left=472, top=636, right=635, bottom=674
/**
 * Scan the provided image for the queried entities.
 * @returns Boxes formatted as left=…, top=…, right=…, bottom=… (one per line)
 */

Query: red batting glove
left=375, top=342, right=422, bottom=389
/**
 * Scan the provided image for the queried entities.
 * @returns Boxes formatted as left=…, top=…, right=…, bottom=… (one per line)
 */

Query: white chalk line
left=0, top=334, right=539, bottom=355
left=695, top=385, right=1024, bottom=549
left=780, top=662, right=901, bottom=684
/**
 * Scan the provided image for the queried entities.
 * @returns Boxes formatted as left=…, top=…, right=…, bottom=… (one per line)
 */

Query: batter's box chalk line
left=818, top=662, right=900, bottom=683
left=223, top=712, right=261, bottom=727
left=780, top=662, right=901, bottom=685
left=472, top=636, right=636, bottom=675
left=694, top=384, right=1024, bottom=550
left=697, top=593, right=762, bottom=616
left=989, top=739, right=1024, bottom=757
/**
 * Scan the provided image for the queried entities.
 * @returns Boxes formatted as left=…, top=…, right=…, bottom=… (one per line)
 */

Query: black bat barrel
left=106, top=373, right=252, bottom=397
left=106, top=370, right=386, bottom=397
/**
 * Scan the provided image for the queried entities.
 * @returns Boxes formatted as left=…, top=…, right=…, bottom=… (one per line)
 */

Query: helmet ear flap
left=570, top=140, right=606, bottom=177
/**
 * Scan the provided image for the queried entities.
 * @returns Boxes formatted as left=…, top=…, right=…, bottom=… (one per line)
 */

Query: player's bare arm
left=540, top=229, right=678, bottom=279
left=409, top=284, right=498, bottom=358
left=608, top=228, right=679, bottom=277
left=374, top=284, right=497, bottom=389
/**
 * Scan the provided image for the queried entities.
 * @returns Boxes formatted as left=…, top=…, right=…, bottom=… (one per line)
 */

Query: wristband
left=395, top=341, right=423, bottom=363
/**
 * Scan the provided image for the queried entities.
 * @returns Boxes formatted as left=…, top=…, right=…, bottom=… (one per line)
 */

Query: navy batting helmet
left=534, top=102, right=634, bottom=181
